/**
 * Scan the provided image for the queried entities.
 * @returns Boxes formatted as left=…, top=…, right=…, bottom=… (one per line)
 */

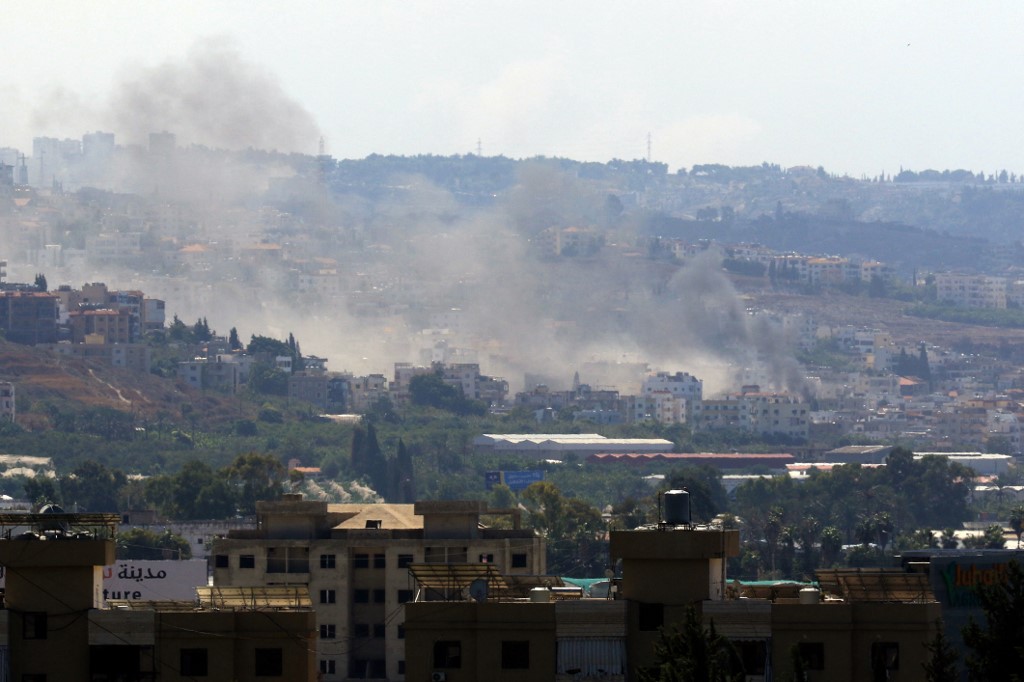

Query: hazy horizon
left=3, top=3, right=1023, bottom=176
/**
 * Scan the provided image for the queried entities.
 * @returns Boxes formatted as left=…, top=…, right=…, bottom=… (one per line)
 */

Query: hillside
left=0, top=341, right=246, bottom=429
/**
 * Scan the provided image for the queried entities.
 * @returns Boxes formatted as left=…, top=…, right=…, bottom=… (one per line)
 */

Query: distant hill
left=0, top=341, right=243, bottom=429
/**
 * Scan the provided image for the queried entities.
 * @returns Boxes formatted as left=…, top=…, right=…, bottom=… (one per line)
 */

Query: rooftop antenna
left=318, top=136, right=326, bottom=156
left=476, top=138, right=482, bottom=157
left=647, top=132, right=652, bottom=162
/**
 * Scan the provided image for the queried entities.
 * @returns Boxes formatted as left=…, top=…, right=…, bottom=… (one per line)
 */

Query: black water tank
left=663, top=489, right=691, bottom=525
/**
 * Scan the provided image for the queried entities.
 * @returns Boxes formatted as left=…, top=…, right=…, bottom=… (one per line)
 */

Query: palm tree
left=1009, top=506, right=1024, bottom=548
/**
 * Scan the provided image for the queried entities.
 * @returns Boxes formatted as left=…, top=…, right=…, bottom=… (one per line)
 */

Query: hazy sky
left=3, top=2, right=1023, bottom=176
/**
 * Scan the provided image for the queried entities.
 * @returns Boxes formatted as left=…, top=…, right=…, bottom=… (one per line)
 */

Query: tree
left=963, top=525, right=1005, bottom=550
left=408, top=371, right=486, bottom=416
left=922, top=621, right=959, bottom=682
left=248, top=362, right=288, bottom=396
left=33, top=273, right=47, bottom=292
left=59, top=460, right=127, bottom=513
left=192, top=317, right=211, bottom=342
left=1011, top=506, right=1024, bottom=548
left=226, top=452, right=286, bottom=514
left=521, top=481, right=606, bottom=576
left=167, top=314, right=190, bottom=342
left=637, top=606, right=745, bottom=682
left=963, top=560, right=1024, bottom=681
left=228, top=326, right=242, bottom=351
left=117, top=528, right=192, bottom=560
left=820, top=526, right=843, bottom=567
left=23, top=476, right=59, bottom=509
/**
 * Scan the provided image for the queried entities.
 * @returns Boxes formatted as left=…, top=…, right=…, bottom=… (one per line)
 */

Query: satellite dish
left=469, top=578, right=489, bottom=603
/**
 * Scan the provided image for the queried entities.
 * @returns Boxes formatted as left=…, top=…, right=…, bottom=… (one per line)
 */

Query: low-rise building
left=0, top=510, right=317, bottom=682
left=406, top=514, right=940, bottom=682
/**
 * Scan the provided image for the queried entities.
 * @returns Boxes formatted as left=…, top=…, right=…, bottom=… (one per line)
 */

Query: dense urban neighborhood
left=4, top=133, right=1024, bottom=680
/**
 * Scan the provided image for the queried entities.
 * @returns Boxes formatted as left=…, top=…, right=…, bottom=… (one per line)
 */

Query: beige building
left=936, top=272, right=1008, bottom=309
left=211, top=495, right=544, bottom=681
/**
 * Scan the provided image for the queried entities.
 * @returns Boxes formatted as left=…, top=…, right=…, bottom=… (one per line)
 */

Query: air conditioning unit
left=431, top=673, right=447, bottom=682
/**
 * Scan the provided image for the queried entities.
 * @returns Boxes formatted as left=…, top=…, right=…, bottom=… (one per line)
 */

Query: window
left=214, top=554, right=228, bottom=568
left=353, top=589, right=369, bottom=603
left=735, top=641, right=767, bottom=676
left=180, top=648, right=208, bottom=676
left=511, top=553, right=528, bottom=568
left=239, top=554, right=255, bottom=569
left=353, top=624, right=370, bottom=638
left=254, top=648, right=283, bottom=677
left=319, top=589, right=336, bottom=604
left=397, top=624, right=405, bottom=639
left=871, top=642, right=899, bottom=675
left=798, top=642, right=825, bottom=671
left=373, top=553, right=386, bottom=568
left=23, top=613, right=47, bottom=640
left=638, top=603, right=664, bottom=631
left=267, top=546, right=309, bottom=573
left=397, top=554, right=414, bottom=568
left=479, top=553, right=494, bottom=563
left=320, top=624, right=336, bottom=639
left=398, top=660, right=405, bottom=674
left=433, top=640, right=462, bottom=669
left=502, top=641, right=530, bottom=669
left=349, top=659, right=369, bottom=679
left=320, top=554, right=336, bottom=569
left=373, top=589, right=385, bottom=603
left=319, top=659, right=336, bottom=675
left=397, top=589, right=414, bottom=603
left=373, top=623, right=385, bottom=638
left=21, top=676, right=46, bottom=682
left=353, top=553, right=369, bottom=568
left=369, top=660, right=386, bottom=678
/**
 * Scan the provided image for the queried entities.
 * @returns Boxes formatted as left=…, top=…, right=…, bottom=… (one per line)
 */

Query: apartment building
left=935, top=272, right=1008, bottom=309
left=702, top=386, right=809, bottom=439
left=211, top=495, right=544, bottom=681
left=0, top=291, right=59, bottom=344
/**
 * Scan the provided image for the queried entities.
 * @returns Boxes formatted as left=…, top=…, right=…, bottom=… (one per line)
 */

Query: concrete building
left=702, top=387, right=809, bottom=440
left=406, top=521, right=941, bottom=682
left=349, top=373, right=389, bottom=412
left=211, top=495, right=544, bottom=681
left=0, top=510, right=317, bottom=682
left=935, top=272, right=1008, bottom=309
left=0, top=291, right=59, bottom=344
left=45, top=341, right=152, bottom=373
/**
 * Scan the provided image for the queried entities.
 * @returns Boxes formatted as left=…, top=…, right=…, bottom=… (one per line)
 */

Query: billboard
left=101, top=559, right=208, bottom=603
left=0, top=559, right=208, bottom=604
left=485, top=470, right=544, bottom=492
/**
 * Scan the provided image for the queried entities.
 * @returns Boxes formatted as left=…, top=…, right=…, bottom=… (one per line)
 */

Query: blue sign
left=502, top=470, right=545, bottom=492
left=485, top=471, right=502, bottom=490
left=485, top=470, right=544, bottom=492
